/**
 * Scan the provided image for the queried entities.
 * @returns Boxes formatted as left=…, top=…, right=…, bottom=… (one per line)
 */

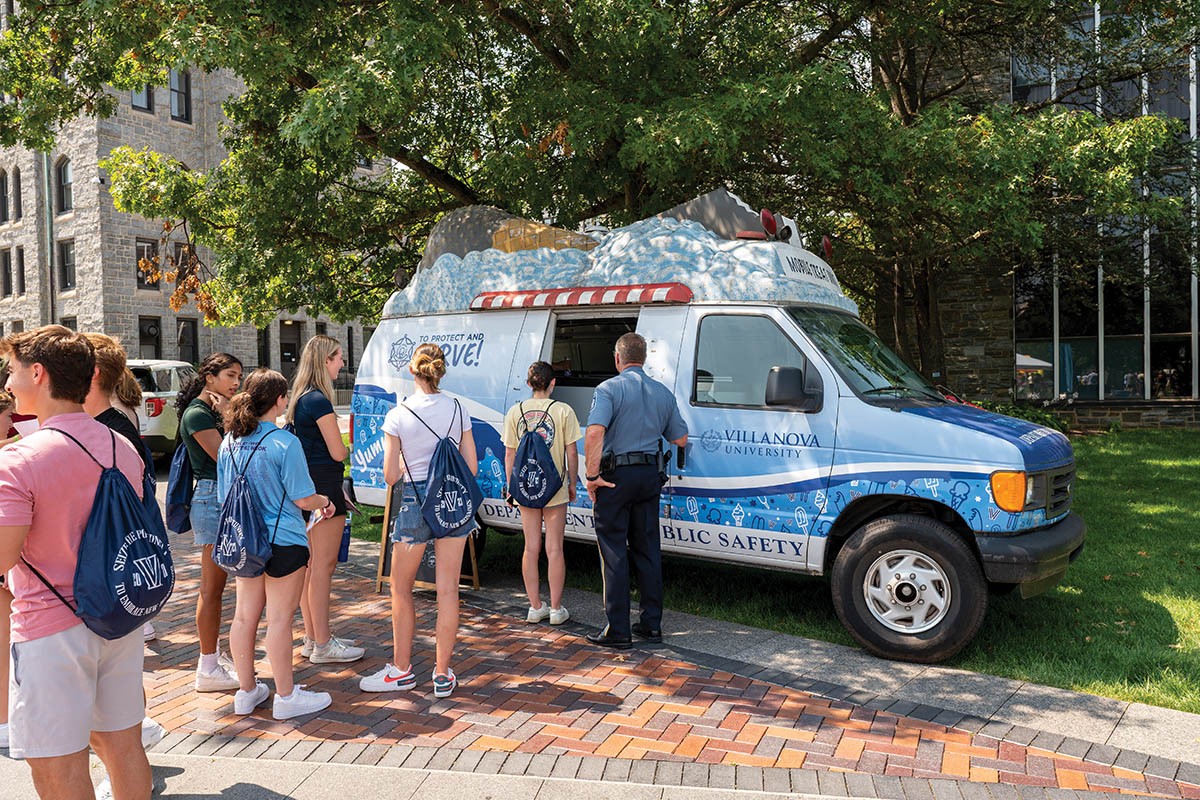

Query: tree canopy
left=0, top=0, right=1195, bottom=370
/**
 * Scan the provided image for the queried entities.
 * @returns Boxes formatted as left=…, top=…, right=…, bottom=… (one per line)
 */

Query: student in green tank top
left=176, top=352, right=244, bottom=694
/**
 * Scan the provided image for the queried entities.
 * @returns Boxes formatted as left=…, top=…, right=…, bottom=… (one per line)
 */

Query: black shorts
left=303, top=462, right=348, bottom=521
left=265, top=544, right=310, bottom=578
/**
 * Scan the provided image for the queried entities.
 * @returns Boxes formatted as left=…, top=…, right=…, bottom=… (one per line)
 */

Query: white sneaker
left=141, top=717, right=165, bottom=749
left=358, top=663, right=417, bottom=692
left=0, top=722, right=8, bottom=748
left=195, top=662, right=240, bottom=692
left=272, top=686, right=331, bottom=720
left=142, top=622, right=156, bottom=641
left=233, top=681, right=270, bottom=715
left=549, top=606, right=570, bottom=625
left=310, top=636, right=365, bottom=664
left=95, top=776, right=113, bottom=800
left=217, top=651, right=237, bottom=675
left=526, top=604, right=550, bottom=623
left=302, top=635, right=357, bottom=658
left=432, top=668, right=457, bottom=699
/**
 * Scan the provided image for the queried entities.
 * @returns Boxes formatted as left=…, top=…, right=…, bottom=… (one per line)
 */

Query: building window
left=345, top=326, right=354, bottom=371
left=138, top=317, right=162, bottom=359
left=357, top=155, right=374, bottom=170
left=135, top=237, right=159, bottom=288
left=60, top=316, right=76, bottom=330
left=57, top=239, right=75, bottom=290
left=177, top=318, right=197, bottom=364
left=12, top=167, right=20, bottom=220
left=169, top=69, right=191, bottom=123
left=55, top=157, right=72, bottom=213
left=315, top=321, right=327, bottom=337
left=131, top=84, right=153, bottom=112
left=257, top=326, right=270, bottom=369
left=0, top=249, right=10, bottom=296
left=15, top=246, right=24, bottom=294
left=9, top=319, right=21, bottom=334
left=0, top=170, right=8, bottom=223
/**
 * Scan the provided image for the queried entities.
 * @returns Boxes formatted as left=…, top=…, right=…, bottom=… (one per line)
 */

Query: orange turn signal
left=990, top=471, right=1027, bottom=513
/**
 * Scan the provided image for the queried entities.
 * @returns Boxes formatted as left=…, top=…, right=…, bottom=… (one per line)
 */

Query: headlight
left=991, top=470, right=1047, bottom=513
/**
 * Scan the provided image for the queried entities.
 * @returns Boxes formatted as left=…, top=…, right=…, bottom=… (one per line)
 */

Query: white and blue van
left=351, top=207, right=1085, bottom=663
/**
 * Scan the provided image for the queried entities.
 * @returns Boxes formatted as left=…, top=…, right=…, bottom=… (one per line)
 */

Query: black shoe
left=632, top=622, right=663, bottom=643
left=585, top=630, right=632, bottom=649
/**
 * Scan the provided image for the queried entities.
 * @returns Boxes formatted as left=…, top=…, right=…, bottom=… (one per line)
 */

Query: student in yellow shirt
left=502, top=362, right=581, bottom=626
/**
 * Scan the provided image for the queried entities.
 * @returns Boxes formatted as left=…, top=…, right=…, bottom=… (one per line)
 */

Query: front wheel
left=831, top=514, right=987, bottom=663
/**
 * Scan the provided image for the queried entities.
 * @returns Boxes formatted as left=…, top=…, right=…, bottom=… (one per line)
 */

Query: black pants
left=593, top=463, right=663, bottom=638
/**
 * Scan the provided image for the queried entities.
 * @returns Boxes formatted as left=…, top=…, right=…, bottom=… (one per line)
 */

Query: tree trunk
left=910, top=260, right=946, bottom=383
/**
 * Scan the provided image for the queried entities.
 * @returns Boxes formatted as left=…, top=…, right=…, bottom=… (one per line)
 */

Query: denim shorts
left=190, top=478, right=222, bottom=547
left=390, top=480, right=476, bottom=545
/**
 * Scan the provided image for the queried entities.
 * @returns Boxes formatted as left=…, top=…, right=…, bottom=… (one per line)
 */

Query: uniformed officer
left=584, top=333, right=688, bottom=649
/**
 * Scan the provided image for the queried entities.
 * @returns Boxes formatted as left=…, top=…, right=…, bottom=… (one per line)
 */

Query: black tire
left=831, top=514, right=987, bottom=663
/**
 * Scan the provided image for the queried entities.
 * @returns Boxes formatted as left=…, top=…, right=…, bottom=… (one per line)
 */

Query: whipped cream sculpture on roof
left=385, top=213, right=857, bottom=318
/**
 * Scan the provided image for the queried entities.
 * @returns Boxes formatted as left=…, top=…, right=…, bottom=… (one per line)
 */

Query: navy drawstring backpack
left=212, top=430, right=283, bottom=577
left=507, top=401, right=562, bottom=508
left=401, top=399, right=482, bottom=538
left=23, top=428, right=175, bottom=640
left=165, top=441, right=194, bottom=534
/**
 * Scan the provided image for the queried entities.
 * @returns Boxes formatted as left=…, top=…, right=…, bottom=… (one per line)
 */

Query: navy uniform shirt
left=588, top=366, right=687, bottom=455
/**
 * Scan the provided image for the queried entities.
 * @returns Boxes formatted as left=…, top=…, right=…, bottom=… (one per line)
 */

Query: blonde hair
left=0, top=390, right=12, bottom=414
left=115, top=368, right=142, bottom=409
left=285, top=334, right=341, bottom=423
left=411, top=342, right=446, bottom=391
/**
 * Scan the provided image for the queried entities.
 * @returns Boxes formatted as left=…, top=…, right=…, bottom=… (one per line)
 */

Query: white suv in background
left=128, top=359, right=198, bottom=456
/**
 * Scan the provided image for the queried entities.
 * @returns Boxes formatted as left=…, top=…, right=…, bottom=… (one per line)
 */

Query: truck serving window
left=788, top=307, right=942, bottom=401
left=550, top=317, right=638, bottom=387
left=694, top=315, right=807, bottom=407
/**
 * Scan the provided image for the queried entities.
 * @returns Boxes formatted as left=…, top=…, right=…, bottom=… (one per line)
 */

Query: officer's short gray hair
left=615, top=332, right=646, bottom=364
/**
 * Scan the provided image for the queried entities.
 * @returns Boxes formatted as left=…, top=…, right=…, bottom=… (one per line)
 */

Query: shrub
left=974, top=400, right=1068, bottom=432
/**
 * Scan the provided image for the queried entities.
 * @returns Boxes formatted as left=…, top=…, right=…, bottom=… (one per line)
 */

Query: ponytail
left=225, top=368, right=288, bottom=438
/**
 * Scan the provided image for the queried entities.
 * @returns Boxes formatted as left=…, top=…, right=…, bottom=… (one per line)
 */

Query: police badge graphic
left=389, top=335, right=416, bottom=372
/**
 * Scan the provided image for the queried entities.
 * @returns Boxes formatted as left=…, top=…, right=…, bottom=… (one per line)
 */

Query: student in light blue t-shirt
left=217, top=369, right=337, bottom=722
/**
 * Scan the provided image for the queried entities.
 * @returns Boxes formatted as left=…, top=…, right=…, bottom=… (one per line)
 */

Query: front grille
left=1046, top=466, right=1074, bottom=518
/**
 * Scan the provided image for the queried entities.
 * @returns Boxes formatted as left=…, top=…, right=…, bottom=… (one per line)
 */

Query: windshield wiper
left=863, top=385, right=945, bottom=401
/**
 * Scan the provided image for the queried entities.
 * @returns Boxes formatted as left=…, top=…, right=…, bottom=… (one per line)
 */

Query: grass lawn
left=348, top=429, right=1200, bottom=713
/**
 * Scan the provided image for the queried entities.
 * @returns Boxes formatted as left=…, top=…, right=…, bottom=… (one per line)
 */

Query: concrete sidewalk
left=0, top=752, right=850, bottom=800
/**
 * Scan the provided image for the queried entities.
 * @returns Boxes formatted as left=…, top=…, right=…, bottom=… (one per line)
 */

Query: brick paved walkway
left=143, top=543, right=1200, bottom=798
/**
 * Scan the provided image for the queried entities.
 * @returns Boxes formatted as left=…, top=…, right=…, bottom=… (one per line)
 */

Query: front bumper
left=974, top=512, right=1086, bottom=598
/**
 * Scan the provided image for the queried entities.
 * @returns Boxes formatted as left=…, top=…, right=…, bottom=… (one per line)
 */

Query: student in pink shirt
left=0, top=326, right=151, bottom=800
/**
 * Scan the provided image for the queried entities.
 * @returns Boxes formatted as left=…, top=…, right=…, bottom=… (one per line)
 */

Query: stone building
left=0, top=69, right=371, bottom=395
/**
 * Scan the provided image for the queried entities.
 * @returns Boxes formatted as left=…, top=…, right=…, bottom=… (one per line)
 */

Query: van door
left=668, top=306, right=838, bottom=572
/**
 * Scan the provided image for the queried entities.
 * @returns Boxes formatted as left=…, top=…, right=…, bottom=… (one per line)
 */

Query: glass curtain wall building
left=1012, top=9, right=1197, bottom=402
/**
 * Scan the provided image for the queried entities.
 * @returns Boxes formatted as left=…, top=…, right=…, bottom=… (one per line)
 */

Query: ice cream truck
left=350, top=193, right=1085, bottom=663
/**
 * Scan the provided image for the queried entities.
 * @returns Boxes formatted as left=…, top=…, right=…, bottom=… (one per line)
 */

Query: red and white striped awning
left=470, top=282, right=694, bottom=310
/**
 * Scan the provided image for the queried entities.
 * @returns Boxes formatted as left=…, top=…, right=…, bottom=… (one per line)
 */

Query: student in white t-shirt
left=502, top=361, right=580, bottom=627
left=358, top=343, right=478, bottom=700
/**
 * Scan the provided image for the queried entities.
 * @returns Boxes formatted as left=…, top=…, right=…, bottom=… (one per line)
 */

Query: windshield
left=787, top=307, right=942, bottom=401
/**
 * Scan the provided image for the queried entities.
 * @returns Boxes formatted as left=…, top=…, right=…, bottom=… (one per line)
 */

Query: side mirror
left=765, top=365, right=823, bottom=412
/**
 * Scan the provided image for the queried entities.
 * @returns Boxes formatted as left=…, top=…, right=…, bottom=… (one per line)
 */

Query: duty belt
left=612, top=452, right=659, bottom=467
